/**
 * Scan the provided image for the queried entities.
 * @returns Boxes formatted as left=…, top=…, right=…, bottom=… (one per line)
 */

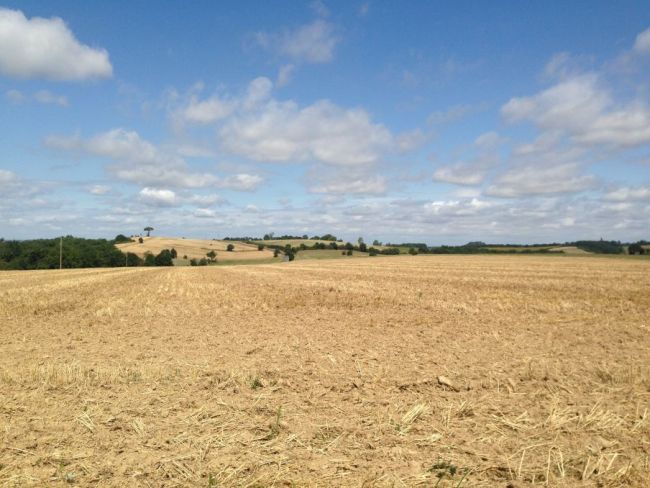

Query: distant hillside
left=548, top=246, right=591, bottom=255
left=116, top=236, right=274, bottom=262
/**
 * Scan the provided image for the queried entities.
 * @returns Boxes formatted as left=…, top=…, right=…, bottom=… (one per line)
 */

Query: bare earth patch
left=0, top=255, right=649, bottom=486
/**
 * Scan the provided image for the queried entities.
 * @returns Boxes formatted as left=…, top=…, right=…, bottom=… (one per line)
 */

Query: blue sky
left=1, top=1, right=649, bottom=244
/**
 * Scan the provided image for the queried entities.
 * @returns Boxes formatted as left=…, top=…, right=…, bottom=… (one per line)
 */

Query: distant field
left=1, top=255, right=649, bottom=486
left=116, top=236, right=274, bottom=261
left=484, top=245, right=555, bottom=252
left=294, top=249, right=370, bottom=260
left=254, top=239, right=398, bottom=250
left=254, top=239, right=347, bottom=247
left=548, top=246, right=592, bottom=255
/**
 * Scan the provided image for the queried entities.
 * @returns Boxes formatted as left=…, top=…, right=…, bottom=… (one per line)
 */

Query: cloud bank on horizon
left=0, top=2, right=649, bottom=244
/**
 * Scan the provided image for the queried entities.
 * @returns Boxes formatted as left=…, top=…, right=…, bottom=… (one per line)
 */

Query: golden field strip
left=116, top=236, right=275, bottom=261
left=1, top=256, right=649, bottom=487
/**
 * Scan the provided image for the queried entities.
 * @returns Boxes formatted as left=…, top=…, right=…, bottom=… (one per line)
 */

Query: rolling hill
left=116, top=236, right=275, bottom=262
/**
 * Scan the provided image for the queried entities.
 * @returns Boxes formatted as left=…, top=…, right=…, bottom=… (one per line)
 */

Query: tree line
left=1, top=235, right=645, bottom=271
left=0, top=236, right=176, bottom=270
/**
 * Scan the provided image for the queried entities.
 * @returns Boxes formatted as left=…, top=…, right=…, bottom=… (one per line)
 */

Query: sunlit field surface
left=1, top=255, right=649, bottom=486
left=115, top=236, right=275, bottom=262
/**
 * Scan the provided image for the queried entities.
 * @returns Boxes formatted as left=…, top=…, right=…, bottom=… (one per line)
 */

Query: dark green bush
left=154, top=249, right=174, bottom=266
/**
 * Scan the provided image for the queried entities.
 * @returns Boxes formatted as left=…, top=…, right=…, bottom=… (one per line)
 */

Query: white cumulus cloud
left=139, top=187, right=177, bottom=206
left=220, top=98, right=393, bottom=166
left=179, top=94, right=235, bottom=124
left=0, top=7, right=112, bottom=80
left=310, top=176, right=387, bottom=195
left=604, top=186, right=650, bottom=202
left=46, top=128, right=262, bottom=190
left=34, top=90, right=68, bottom=106
left=217, top=173, right=263, bottom=191
left=502, top=74, right=650, bottom=149
left=256, top=19, right=340, bottom=63
left=88, top=184, right=110, bottom=195
left=0, top=168, right=18, bottom=185
left=633, top=27, right=650, bottom=54
left=433, top=132, right=504, bottom=186
left=276, top=64, right=295, bottom=87
left=5, top=88, right=68, bottom=106
left=486, top=162, right=596, bottom=198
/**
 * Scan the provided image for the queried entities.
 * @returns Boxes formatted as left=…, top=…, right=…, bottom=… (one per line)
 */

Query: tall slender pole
left=59, top=236, right=63, bottom=270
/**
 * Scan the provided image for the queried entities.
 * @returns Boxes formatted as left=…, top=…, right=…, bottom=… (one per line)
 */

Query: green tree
left=258, top=244, right=265, bottom=251
left=574, top=240, right=623, bottom=254
left=206, top=250, right=217, bottom=261
left=227, top=244, right=235, bottom=252
left=0, top=236, right=127, bottom=269
left=114, top=234, right=131, bottom=243
left=143, top=253, right=155, bottom=266
left=126, top=252, right=142, bottom=266
left=170, top=248, right=177, bottom=258
left=628, top=243, right=646, bottom=255
left=144, top=226, right=154, bottom=237
left=154, top=249, right=173, bottom=266
left=138, top=237, right=144, bottom=243
left=359, top=242, right=368, bottom=253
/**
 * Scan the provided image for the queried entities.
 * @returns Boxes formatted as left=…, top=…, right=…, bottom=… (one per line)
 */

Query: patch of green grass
left=263, top=406, right=283, bottom=440
left=207, top=473, right=217, bottom=487
left=430, top=460, right=472, bottom=487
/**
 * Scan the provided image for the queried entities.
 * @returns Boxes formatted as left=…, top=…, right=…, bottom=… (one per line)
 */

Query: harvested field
left=116, top=236, right=274, bottom=261
left=549, top=246, right=591, bottom=255
left=254, top=240, right=397, bottom=251
left=484, top=246, right=554, bottom=252
left=1, top=255, right=649, bottom=486
left=295, top=249, right=370, bottom=260
left=253, top=239, right=344, bottom=247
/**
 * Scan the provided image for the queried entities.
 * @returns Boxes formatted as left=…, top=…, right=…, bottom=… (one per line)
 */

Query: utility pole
left=59, top=236, right=63, bottom=270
